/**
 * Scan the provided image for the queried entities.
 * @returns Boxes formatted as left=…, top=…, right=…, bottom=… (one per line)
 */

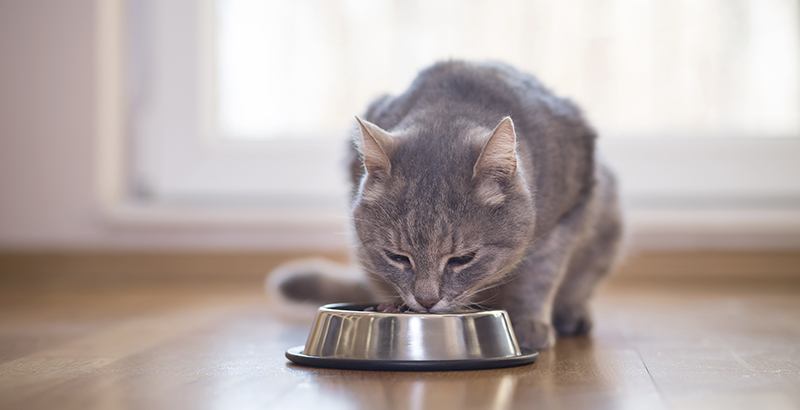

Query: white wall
left=0, top=0, right=341, bottom=251
left=1, top=0, right=798, bottom=252
left=0, top=0, right=99, bottom=248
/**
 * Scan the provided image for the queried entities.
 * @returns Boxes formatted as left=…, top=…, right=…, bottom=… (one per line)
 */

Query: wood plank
left=598, top=282, right=800, bottom=410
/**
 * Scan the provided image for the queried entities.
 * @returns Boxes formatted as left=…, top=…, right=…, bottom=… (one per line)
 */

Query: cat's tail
left=265, top=258, right=380, bottom=319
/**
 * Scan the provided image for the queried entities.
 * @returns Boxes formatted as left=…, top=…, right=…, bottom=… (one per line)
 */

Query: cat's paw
left=552, top=303, right=593, bottom=336
left=513, top=317, right=556, bottom=350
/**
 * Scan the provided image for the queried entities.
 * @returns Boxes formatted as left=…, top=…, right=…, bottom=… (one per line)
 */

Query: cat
left=270, top=61, right=622, bottom=350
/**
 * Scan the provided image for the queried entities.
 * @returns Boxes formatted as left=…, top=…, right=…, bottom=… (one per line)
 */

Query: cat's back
left=364, top=61, right=585, bottom=134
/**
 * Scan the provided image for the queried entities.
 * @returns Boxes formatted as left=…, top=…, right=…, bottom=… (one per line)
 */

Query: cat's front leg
left=498, top=251, right=562, bottom=351
left=497, top=207, right=587, bottom=350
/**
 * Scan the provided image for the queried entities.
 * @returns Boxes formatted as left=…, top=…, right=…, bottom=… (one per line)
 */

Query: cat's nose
left=416, top=298, right=439, bottom=309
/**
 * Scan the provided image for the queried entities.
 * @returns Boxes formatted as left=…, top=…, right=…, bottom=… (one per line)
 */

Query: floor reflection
left=287, top=337, right=638, bottom=410
left=285, top=365, right=521, bottom=410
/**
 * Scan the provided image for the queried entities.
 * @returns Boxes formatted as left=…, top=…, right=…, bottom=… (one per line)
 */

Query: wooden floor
left=1, top=273, right=799, bottom=409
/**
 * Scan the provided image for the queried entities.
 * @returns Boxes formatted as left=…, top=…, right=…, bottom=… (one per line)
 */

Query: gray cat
left=274, top=61, right=622, bottom=350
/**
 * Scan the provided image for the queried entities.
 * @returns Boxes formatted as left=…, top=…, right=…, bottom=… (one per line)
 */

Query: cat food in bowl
left=363, top=302, right=417, bottom=313
left=285, top=303, right=538, bottom=371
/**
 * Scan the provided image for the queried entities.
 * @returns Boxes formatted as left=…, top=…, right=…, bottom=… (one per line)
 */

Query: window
left=218, top=0, right=799, bottom=141
left=104, top=0, right=800, bottom=247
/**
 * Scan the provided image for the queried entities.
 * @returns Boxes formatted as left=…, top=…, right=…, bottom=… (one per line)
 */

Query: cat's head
left=351, top=116, right=536, bottom=313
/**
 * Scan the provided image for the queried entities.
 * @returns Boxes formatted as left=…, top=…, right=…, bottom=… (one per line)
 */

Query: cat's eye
left=447, top=252, right=476, bottom=268
left=385, top=251, right=411, bottom=267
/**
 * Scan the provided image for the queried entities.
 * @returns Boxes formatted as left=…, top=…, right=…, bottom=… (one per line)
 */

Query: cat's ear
left=473, top=116, right=518, bottom=180
left=355, top=117, right=393, bottom=179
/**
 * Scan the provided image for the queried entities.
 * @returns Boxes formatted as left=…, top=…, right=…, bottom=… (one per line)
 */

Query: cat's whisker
left=456, top=272, right=523, bottom=306
left=470, top=290, right=502, bottom=307
left=357, top=265, right=402, bottom=300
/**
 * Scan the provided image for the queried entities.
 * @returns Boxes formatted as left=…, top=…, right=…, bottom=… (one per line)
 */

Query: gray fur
left=274, top=61, right=622, bottom=350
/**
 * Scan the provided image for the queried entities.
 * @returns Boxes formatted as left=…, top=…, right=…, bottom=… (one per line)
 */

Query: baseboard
left=0, top=250, right=798, bottom=288
left=612, top=250, right=800, bottom=281
left=0, top=251, right=350, bottom=287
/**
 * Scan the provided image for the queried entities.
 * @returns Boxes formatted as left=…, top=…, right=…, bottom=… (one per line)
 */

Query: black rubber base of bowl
left=285, top=346, right=538, bottom=371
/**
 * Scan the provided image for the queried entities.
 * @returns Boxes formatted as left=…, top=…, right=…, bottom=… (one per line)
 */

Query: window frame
left=95, top=0, right=800, bottom=251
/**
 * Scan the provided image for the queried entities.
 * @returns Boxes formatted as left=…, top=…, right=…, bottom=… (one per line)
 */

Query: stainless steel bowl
left=285, top=303, right=538, bottom=371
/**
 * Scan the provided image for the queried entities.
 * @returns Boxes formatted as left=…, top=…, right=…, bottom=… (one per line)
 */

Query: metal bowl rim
left=318, top=302, right=509, bottom=318
left=286, top=345, right=538, bottom=371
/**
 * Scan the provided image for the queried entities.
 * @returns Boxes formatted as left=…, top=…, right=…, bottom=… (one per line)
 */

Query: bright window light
left=216, top=0, right=799, bottom=141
